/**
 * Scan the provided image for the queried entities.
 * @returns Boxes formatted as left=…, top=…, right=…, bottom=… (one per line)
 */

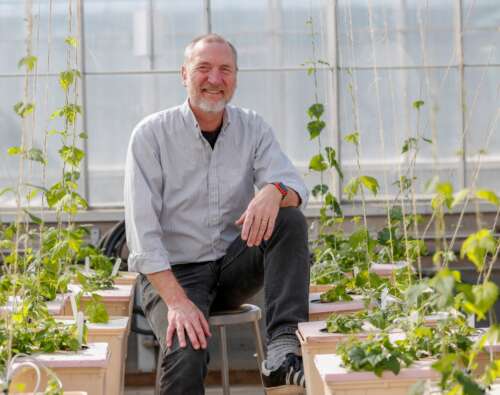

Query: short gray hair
left=184, top=33, right=238, bottom=70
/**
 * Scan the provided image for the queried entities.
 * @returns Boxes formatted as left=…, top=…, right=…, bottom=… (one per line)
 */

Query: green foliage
left=0, top=315, right=82, bottom=372
left=84, top=293, right=109, bottom=323
left=475, top=189, right=499, bottom=206
left=460, top=229, right=497, bottom=271
left=17, top=55, right=38, bottom=71
left=344, top=132, right=359, bottom=146
left=413, top=100, right=425, bottom=109
left=59, top=145, right=85, bottom=167
left=65, top=36, right=78, bottom=47
left=59, top=69, right=81, bottom=92
left=309, top=154, right=328, bottom=172
left=326, top=311, right=366, bottom=333
left=13, top=101, right=35, bottom=118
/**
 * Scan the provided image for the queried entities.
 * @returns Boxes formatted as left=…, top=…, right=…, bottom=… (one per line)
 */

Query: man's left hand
left=235, top=184, right=282, bottom=247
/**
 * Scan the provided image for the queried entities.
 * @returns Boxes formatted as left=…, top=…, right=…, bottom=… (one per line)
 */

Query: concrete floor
left=125, top=386, right=265, bottom=394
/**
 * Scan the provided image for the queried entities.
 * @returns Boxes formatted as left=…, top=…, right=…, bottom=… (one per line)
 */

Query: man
left=124, top=33, right=310, bottom=395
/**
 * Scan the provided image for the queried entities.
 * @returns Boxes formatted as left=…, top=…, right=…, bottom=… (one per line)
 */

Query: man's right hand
left=146, top=270, right=211, bottom=350
left=166, top=297, right=211, bottom=350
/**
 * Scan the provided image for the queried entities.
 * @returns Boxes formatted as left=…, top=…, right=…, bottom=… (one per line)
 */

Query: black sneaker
left=261, top=353, right=306, bottom=394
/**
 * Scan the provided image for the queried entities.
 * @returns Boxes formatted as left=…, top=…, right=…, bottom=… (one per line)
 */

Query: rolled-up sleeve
left=253, top=117, right=309, bottom=208
left=124, top=120, right=171, bottom=274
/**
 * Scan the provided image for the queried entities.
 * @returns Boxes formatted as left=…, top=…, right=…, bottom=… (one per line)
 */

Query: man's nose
left=207, top=69, right=223, bottom=85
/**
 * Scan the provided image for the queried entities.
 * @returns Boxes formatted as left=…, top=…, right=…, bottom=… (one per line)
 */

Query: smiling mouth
left=202, top=88, right=223, bottom=96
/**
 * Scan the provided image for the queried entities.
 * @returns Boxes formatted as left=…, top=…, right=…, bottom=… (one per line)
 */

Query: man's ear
left=181, top=65, right=187, bottom=87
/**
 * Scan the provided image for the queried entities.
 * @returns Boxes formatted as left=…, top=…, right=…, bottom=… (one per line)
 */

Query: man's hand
left=166, top=297, right=211, bottom=350
left=147, top=270, right=211, bottom=351
left=235, top=184, right=282, bottom=246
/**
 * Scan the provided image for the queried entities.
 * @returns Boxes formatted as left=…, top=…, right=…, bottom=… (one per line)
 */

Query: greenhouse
left=0, top=1, right=499, bottom=394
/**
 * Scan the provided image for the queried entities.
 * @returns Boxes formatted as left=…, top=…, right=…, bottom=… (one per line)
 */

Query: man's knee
left=160, top=345, right=209, bottom=388
left=275, top=207, right=308, bottom=238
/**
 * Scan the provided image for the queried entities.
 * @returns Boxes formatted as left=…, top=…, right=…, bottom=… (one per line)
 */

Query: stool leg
left=219, top=325, right=230, bottom=395
left=253, top=320, right=265, bottom=372
left=155, top=346, right=161, bottom=395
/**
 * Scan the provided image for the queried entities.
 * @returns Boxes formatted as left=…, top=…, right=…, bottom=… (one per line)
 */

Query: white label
left=77, top=312, right=85, bottom=345
left=84, top=257, right=90, bottom=274
left=70, top=293, right=78, bottom=321
left=112, top=258, right=121, bottom=277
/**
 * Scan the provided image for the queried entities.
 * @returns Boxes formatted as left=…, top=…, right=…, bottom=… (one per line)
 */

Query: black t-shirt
left=201, top=125, right=222, bottom=149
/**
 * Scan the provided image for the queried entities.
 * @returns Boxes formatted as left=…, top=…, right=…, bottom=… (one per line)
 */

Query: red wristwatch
left=272, top=182, right=288, bottom=201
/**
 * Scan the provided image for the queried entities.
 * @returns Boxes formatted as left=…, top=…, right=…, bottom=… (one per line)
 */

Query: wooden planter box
left=314, top=354, right=439, bottom=395
left=113, top=271, right=139, bottom=286
left=67, top=284, right=134, bottom=317
left=308, top=292, right=366, bottom=321
left=56, top=317, right=130, bottom=395
left=10, top=343, right=110, bottom=395
left=298, top=321, right=405, bottom=395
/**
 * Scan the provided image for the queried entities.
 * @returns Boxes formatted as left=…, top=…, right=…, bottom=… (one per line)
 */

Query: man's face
left=181, top=41, right=237, bottom=114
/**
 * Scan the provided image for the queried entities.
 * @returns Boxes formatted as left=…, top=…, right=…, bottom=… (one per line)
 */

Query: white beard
left=197, top=97, right=227, bottom=113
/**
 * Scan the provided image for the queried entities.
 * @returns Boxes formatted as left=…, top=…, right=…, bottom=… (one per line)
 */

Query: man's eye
left=197, top=66, right=210, bottom=72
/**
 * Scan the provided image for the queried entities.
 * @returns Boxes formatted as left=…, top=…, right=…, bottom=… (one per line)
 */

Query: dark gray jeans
left=138, top=207, right=310, bottom=395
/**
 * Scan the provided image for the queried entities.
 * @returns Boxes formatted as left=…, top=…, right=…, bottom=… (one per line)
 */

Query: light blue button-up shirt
left=124, top=100, right=309, bottom=274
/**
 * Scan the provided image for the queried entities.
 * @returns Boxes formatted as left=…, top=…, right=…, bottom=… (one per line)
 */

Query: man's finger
left=192, top=321, right=208, bottom=349
left=241, top=213, right=254, bottom=241
left=235, top=212, right=246, bottom=225
left=264, top=215, right=276, bottom=241
left=199, top=314, right=211, bottom=337
left=177, top=323, right=187, bottom=348
left=184, top=322, right=201, bottom=350
left=166, top=322, right=175, bottom=348
left=247, top=216, right=262, bottom=246
left=255, top=216, right=269, bottom=245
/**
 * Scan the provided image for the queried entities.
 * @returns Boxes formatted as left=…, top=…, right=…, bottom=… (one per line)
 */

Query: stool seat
left=209, top=304, right=262, bottom=326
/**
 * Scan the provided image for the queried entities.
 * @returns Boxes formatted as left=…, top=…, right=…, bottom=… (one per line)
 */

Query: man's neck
left=190, top=102, right=224, bottom=132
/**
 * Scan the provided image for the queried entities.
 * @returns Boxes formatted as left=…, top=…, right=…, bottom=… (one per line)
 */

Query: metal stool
left=155, top=304, right=265, bottom=395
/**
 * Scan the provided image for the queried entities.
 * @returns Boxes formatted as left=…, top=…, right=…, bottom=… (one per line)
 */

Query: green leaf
left=312, top=184, right=328, bottom=197
left=7, top=146, right=23, bottom=156
left=50, top=104, right=82, bottom=124
left=343, top=178, right=360, bottom=200
left=344, top=132, right=359, bottom=146
left=325, top=192, right=343, bottom=217
left=307, top=120, right=326, bottom=139
left=453, top=370, right=485, bottom=395
left=13, top=102, right=35, bottom=118
left=451, top=188, right=470, bottom=208
left=22, top=208, right=42, bottom=225
left=460, top=229, right=497, bottom=271
left=309, top=154, right=328, bottom=172
left=85, top=294, right=109, bottom=323
left=324, top=147, right=344, bottom=179
left=27, top=148, right=47, bottom=165
left=359, top=176, right=379, bottom=196
left=78, top=132, right=88, bottom=139
left=471, top=282, right=498, bottom=319
left=401, top=137, right=418, bottom=154
left=432, top=182, right=454, bottom=210
left=65, top=36, right=78, bottom=47
left=413, top=100, right=425, bottom=110
left=307, top=103, right=324, bottom=119
left=59, top=145, right=85, bottom=167
left=422, top=137, right=433, bottom=144
left=17, top=55, right=38, bottom=71
left=475, top=189, right=499, bottom=206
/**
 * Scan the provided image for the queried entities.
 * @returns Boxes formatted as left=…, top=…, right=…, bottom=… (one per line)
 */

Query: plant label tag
left=112, top=258, right=121, bottom=277
left=70, top=293, right=78, bottom=321
left=77, top=311, right=85, bottom=345
left=84, top=257, right=90, bottom=274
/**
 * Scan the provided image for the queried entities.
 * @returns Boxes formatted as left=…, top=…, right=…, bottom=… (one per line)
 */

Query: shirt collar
left=180, top=99, right=233, bottom=138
